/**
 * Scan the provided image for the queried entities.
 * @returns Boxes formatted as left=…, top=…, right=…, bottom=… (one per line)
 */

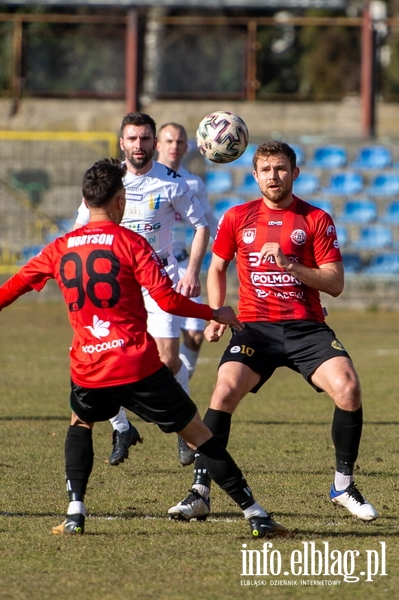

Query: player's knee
left=183, top=330, right=204, bottom=351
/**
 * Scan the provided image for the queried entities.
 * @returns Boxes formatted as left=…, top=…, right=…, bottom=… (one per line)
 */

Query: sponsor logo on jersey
left=290, top=229, right=307, bottom=245
left=149, top=194, right=161, bottom=210
left=243, top=229, right=256, bottom=244
left=268, top=220, right=283, bottom=226
left=67, top=233, right=114, bottom=248
left=166, top=167, right=181, bottom=179
left=333, top=239, right=340, bottom=249
left=82, top=315, right=125, bottom=353
left=326, top=224, right=336, bottom=236
left=331, top=339, right=346, bottom=352
left=85, top=315, right=110, bottom=339
left=125, top=204, right=144, bottom=217
left=125, top=192, right=143, bottom=202
left=128, top=222, right=161, bottom=233
left=250, top=271, right=302, bottom=286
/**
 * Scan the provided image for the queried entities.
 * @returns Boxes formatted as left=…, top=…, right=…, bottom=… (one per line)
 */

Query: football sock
left=65, top=425, right=94, bottom=498
left=174, top=361, right=189, bottom=394
left=331, top=406, right=363, bottom=471
left=243, top=502, right=268, bottom=519
left=109, top=407, right=130, bottom=433
left=67, top=501, right=86, bottom=516
left=179, top=343, right=199, bottom=379
left=196, top=436, right=256, bottom=510
left=334, top=472, right=353, bottom=492
left=192, top=484, right=210, bottom=499
left=193, top=409, right=232, bottom=489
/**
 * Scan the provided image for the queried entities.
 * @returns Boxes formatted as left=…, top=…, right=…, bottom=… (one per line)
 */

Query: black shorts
left=70, top=365, right=197, bottom=434
left=219, top=321, right=351, bottom=393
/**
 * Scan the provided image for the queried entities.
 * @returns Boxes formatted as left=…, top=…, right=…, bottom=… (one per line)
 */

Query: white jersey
left=75, top=161, right=208, bottom=261
left=172, top=165, right=217, bottom=256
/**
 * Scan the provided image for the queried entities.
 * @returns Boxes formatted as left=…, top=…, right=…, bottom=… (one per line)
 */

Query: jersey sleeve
left=312, top=211, right=343, bottom=266
left=172, top=182, right=208, bottom=230
left=75, top=200, right=90, bottom=226
left=212, top=209, right=237, bottom=261
left=194, top=179, right=218, bottom=238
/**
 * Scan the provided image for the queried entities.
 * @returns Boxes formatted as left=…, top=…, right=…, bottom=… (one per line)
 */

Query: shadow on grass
left=0, top=416, right=70, bottom=421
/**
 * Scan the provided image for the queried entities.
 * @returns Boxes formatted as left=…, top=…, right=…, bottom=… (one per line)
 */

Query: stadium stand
left=308, top=198, right=334, bottom=215
left=380, top=200, right=399, bottom=224
left=335, top=224, right=349, bottom=248
left=337, top=199, right=378, bottom=224
left=308, top=145, right=347, bottom=169
left=236, top=172, right=260, bottom=196
left=290, top=143, right=306, bottom=166
left=292, top=171, right=320, bottom=196
left=228, top=143, right=257, bottom=168
left=214, top=196, right=245, bottom=220
left=341, top=252, right=364, bottom=274
left=322, top=171, right=364, bottom=196
left=362, top=253, right=399, bottom=275
left=365, top=173, right=399, bottom=197
left=351, top=145, right=392, bottom=170
left=204, top=170, right=233, bottom=194
left=351, top=225, right=393, bottom=251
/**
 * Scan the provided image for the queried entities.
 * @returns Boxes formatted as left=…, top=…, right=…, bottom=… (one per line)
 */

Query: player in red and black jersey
left=0, top=158, right=291, bottom=539
left=169, top=141, right=377, bottom=524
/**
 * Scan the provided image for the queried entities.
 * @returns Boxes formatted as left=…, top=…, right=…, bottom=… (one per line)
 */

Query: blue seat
left=236, top=173, right=259, bottom=196
left=351, top=145, right=392, bottom=170
left=205, top=170, right=233, bottom=194
left=366, top=173, right=399, bottom=197
left=362, top=253, right=399, bottom=275
left=308, top=145, right=347, bottom=169
left=381, top=201, right=399, bottom=224
left=336, top=225, right=349, bottom=247
left=290, top=143, right=306, bottom=166
left=341, top=253, right=363, bottom=274
left=228, top=143, right=257, bottom=168
left=308, top=198, right=334, bottom=215
left=338, top=199, right=377, bottom=224
left=322, top=171, right=364, bottom=196
left=293, top=171, right=320, bottom=196
left=351, top=225, right=392, bottom=251
left=214, top=196, right=245, bottom=220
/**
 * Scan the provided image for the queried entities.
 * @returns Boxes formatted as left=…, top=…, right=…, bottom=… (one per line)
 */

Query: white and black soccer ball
left=195, top=111, right=249, bottom=164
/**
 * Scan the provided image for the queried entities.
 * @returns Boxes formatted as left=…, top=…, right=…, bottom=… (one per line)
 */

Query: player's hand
left=204, top=321, right=226, bottom=342
left=259, top=242, right=290, bottom=270
left=212, top=306, right=244, bottom=330
left=176, top=273, right=201, bottom=298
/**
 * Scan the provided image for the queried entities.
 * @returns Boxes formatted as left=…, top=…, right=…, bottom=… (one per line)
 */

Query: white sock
left=243, top=502, right=268, bottom=519
left=67, top=501, right=86, bottom=516
left=179, top=343, right=199, bottom=379
left=192, top=484, right=210, bottom=500
left=174, top=361, right=189, bottom=394
left=334, top=471, right=353, bottom=491
left=109, top=407, right=130, bottom=433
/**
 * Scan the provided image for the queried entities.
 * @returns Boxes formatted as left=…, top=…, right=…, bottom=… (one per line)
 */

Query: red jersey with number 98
left=212, top=196, right=342, bottom=322
left=16, top=221, right=176, bottom=387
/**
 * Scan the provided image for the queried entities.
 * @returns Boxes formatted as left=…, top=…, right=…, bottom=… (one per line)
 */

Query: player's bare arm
left=176, top=225, right=210, bottom=297
left=259, top=242, right=344, bottom=297
left=205, top=253, right=231, bottom=342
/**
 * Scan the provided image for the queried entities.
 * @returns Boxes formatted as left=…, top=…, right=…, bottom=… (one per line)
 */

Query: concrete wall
left=1, top=97, right=399, bottom=141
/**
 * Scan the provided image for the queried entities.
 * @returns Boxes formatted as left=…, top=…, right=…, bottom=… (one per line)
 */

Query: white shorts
left=177, top=257, right=206, bottom=333
left=143, top=259, right=182, bottom=339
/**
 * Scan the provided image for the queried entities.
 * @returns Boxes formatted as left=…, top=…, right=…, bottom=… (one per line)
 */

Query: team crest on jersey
left=290, top=229, right=307, bottom=245
left=243, top=229, right=256, bottom=244
left=326, top=224, right=336, bottom=236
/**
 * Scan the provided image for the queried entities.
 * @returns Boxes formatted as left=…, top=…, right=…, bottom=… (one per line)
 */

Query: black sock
left=331, top=406, right=363, bottom=474
left=193, top=409, right=232, bottom=487
left=65, top=425, right=94, bottom=501
left=196, top=436, right=255, bottom=510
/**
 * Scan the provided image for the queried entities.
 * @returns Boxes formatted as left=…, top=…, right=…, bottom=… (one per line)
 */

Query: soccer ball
left=196, top=111, right=249, bottom=164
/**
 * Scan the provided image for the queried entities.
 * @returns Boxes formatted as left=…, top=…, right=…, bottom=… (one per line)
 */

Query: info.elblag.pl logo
left=240, top=541, right=387, bottom=585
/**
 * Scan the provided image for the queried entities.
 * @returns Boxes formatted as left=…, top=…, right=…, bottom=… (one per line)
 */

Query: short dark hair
left=157, top=122, right=187, bottom=141
left=82, top=158, right=126, bottom=208
left=120, top=112, right=157, bottom=137
left=253, top=141, right=297, bottom=171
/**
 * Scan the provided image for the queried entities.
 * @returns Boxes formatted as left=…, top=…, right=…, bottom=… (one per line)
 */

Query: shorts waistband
left=174, top=249, right=189, bottom=263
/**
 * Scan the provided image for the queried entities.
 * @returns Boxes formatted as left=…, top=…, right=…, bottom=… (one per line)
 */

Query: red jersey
left=212, top=196, right=342, bottom=322
left=0, top=221, right=213, bottom=387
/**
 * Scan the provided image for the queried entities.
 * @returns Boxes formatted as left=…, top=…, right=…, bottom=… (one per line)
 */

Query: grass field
left=0, top=300, right=398, bottom=599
